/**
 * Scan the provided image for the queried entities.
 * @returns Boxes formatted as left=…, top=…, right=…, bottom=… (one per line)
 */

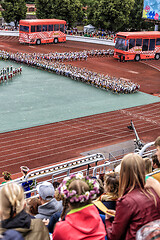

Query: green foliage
left=35, top=0, right=84, bottom=27
left=1, top=0, right=27, bottom=27
left=87, top=0, right=135, bottom=31
left=35, top=0, right=54, bottom=19
left=125, top=0, right=154, bottom=31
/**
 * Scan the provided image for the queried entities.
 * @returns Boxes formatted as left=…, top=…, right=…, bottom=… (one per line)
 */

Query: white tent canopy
left=84, top=24, right=96, bottom=33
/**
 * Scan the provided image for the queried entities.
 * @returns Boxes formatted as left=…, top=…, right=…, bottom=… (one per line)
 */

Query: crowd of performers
left=0, top=65, right=22, bottom=84
left=0, top=50, right=140, bottom=94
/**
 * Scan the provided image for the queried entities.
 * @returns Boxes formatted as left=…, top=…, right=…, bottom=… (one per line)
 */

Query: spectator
left=25, top=197, right=41, bottom=217
left=105, top=153, right=160, bottom=240
left=155, top=136, right=160, bottom=162
left=97, top=172, right=119, bottom=215
left=152, top=154, right=160, bottom=171
left=144, top=157, right=152, bottom=174
left=1, top=171, right=12, bottom=184
left=35, top=181, right=63, bottom=220
left=53, top=172, right=106, bottom=240
left=0, top=182, right=50, bottom=240
left=20, top=166, right=33, bottom=198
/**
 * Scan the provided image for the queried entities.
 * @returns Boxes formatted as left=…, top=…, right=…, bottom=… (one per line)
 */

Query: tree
left=125, top=0, right=154, bottom=31
left=1, top=0, right=27, bottom=27
left=87, top=0, right=135, bottom=31
left=35, top=0, right=54, bottom=19
left=35, top=0, right=84, bottom=27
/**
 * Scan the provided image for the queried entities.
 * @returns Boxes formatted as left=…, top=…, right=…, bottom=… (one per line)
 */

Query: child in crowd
left=0, top=182, right=50, bottom=239
left=52, top=173, right=106, bottom=240
left=105, top=153, right=160, bottom=240
left=97, top=172, right=119, bottom=214
left=25, top=197, right=41, bottom=217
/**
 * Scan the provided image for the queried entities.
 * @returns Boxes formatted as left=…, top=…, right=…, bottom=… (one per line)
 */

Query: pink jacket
left=53, top=204, right=106, bottom=240
left=106, top=188, right=160, bottom=240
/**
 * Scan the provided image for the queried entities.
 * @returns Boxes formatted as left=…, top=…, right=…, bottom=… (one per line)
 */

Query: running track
left=0, top=102, right=159, bottom=175
left=0, top=36, right=160, bottom=177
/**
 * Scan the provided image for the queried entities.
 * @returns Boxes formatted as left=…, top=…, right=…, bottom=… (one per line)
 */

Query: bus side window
left=54, top=24, right=59, bottom=31
left=142, top=39, right=149, bottom=51
left=37, top=25, right=41, bottom=32
left=60, top=24, right=64, bottom=32
left=129, top=39, right=135, bottom=49
left=156, top=38, right=160, bottom=45
left=48, top=25, right=53, bottom=31
left=31, top=26, right=35, bottom=32
left=136, top=39, right=142, bottom=46
left=149, top=39, right=155, bottom=51
left=42, top=25, right=47, bottom=31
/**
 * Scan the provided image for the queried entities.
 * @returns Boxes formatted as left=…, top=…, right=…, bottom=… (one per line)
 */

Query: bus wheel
left=155, top=53, right=160, bottom=60
left=36, top=39, right=41, bottom=45
left=54, top=38, right=58, bottom=44
left=135, top=54, right=140, bottom=61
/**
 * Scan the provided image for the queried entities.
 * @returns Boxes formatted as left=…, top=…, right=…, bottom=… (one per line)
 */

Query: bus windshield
left=115, top=38, right=128, bottom=51
left=20, top=25, right=29, bottom=32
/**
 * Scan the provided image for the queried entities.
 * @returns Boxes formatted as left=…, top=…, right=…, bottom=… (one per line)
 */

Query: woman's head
left=0, top=182, right=24, bottom=220
left=104, top=172, right=119, bottom=199
left=58, top=173, right=100, bottom=209
left=119, top=153, right=145, bottom=197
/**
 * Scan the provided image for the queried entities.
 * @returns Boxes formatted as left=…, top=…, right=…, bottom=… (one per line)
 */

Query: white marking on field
left=120, top=77, right=131, bottom=81
left=141, top=61, right=160, bottom=72
left=128, top=70, right=139, bottom=74
left=0, top=45, right=4, bottom=47
left=119, top=109, right=160, bottom=126
left=29, top=46, right=36, bottom=48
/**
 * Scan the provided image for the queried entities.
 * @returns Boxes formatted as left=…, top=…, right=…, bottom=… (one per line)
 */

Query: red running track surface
left=0, top=102, right=159, bottom=175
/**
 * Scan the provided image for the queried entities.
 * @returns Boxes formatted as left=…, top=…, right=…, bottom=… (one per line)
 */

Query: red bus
left=114, top=31, right=160, bottom=61
left=19, top=19, right=66, bottom=45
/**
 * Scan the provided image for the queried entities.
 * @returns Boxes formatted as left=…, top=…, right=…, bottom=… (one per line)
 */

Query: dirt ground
left=0, top=36, right=159, bottom=95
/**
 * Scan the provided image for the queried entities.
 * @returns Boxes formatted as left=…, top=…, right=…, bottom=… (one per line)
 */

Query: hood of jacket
left=36, top=198, right=62, bottom=219
left=66, top=204, right=106, bottom=237
left=1, top=210, right=31, bottom=230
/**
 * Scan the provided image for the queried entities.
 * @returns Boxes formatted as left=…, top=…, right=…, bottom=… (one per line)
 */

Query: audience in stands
left=35, top=181, right=63, bottom=220
left=25, top=197, right=41, bottom=217
left=1, top=171, right=12, bottom=184
left=105, top=153, right=160, bottom=240
left=152, top=154, right=160, bottom=171
left=53, top=173, right=106, bottom=240
left=20, top=166, right=33, bottom=198
left=0, top=182, right=50, bottom=239
left=155, top=136, right=160, bottom=162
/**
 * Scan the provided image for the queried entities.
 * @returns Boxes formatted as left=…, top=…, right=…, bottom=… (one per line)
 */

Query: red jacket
left=53, top=204, right=106, bottom=240
left=106, top=188, right=160, bottom=240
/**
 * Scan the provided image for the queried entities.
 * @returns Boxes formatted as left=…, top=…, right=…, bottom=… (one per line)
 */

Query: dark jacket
left=1, top=230, right=24, bottom=240
left=106, top=188, right=160, bottom=240
left=0, top=210, right=50, bottom=240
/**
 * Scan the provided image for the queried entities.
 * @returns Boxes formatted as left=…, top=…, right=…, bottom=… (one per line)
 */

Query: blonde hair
left=119, top=153, right=145, bottom=197
left=143, top=157, right=152, bottom=174
left=0, top=182, right=24, bottom=220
